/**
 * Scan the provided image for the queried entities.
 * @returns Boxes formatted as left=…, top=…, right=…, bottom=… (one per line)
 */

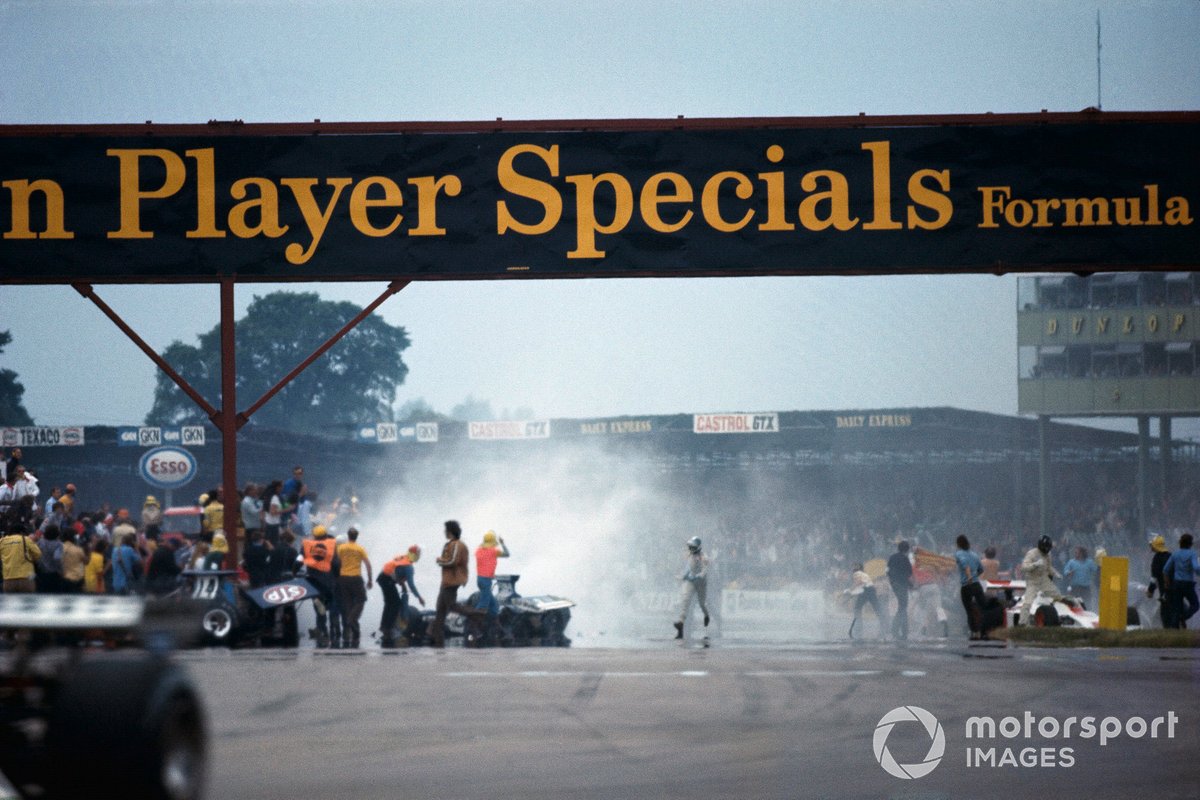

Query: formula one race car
left=0, top=594, right=207, bottom=800
left=184, top=569, right=318, bottom=647
left=982, top=579, right=1139, bottom=629
left=402, top=574, right=575, bottom=647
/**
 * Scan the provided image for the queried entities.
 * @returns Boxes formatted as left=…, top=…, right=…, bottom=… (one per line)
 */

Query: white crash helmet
left=686, top=536, right=702, bottom=553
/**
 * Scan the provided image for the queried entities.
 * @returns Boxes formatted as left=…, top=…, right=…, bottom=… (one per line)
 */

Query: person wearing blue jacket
left=1163, top=533, right=1200, bottom=629
left=954, top=535, right=988, bottom=640
left=1063, top=547, right=1100, bottom=610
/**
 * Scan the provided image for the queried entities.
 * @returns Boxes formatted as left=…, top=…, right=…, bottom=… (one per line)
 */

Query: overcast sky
left=1, top=0, right=1198, bottom=432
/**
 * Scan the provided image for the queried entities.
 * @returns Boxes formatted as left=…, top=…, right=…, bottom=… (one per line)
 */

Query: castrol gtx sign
left=693, top=412, right=779, bottom=434
left=138, top=446, right=198, bottom=490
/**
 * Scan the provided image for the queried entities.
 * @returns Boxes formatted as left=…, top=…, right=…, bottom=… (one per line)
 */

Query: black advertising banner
left=0, top=119, right=1197, bottom=283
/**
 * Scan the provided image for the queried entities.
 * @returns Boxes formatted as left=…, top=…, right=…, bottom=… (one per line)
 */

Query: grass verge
left=994, top=626, right=1200, bottom=648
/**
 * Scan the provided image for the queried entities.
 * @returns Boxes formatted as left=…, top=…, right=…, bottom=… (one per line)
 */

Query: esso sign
left=139, top=446, right=198, bottom=490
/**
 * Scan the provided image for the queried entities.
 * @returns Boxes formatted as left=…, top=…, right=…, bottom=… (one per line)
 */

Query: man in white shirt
left=11, top=466, right=38, bottom=503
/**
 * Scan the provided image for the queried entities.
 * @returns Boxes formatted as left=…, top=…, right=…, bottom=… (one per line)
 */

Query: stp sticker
left=263, top=584, right=309, bottom=605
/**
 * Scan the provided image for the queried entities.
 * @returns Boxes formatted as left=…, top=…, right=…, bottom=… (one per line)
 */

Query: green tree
left=0, top=331, right=34, bottom=426
left=395, top=397, right=448, bottom=423
left=146, top=292, right=410, bottom=433
left=449, top=395, right=494, bottom=421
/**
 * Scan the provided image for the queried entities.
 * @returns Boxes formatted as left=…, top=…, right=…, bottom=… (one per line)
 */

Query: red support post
left=219, top=279, right=241, bottom=568
left=75, top=278, right=409, bottom=571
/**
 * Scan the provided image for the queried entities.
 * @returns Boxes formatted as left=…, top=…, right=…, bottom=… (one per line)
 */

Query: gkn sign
left=119, top=425, right=206, bottom=447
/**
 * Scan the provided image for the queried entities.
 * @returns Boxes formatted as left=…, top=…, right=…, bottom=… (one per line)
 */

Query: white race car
left=982, top=579, right=1102, bottom=629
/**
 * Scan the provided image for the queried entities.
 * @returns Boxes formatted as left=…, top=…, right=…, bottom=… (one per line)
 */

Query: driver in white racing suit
left=673, top=536, right=710, bottom=639
left=1018, top=535, right=1060, bottom=625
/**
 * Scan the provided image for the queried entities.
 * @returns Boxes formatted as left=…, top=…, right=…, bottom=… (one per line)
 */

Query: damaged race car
left=184, top=569, right=318, bottom=647
left=982, top=579, right=1141, bottom=629
left=399, top=574, right=575, bottom=647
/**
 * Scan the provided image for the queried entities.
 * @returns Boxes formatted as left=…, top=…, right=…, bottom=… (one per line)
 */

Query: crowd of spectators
left=628, top=460, right=1198, bottom=597
left=0, top=448, right=361, bottom=598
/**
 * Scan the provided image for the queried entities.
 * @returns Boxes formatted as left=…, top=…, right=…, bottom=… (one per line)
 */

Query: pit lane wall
left=631, top=587, right=836, bottom=640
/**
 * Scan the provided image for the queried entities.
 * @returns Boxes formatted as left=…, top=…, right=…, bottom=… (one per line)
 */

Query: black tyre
left=1127, top=606, right=1141, bottom=626
left=1033, top=604, right=1060, bottom=627
left=201, top=601, right=240, bottom=645
left=46, top=653, right=208, bottom=800
left=980, top=597, right=1004, bottom=633
left=539, top=610, right=565, bottom=645
left=509, top=614, right=535, bottom=646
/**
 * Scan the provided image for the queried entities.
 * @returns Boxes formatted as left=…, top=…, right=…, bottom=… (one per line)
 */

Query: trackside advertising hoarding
left=1, top=116, right=1197, bottom=283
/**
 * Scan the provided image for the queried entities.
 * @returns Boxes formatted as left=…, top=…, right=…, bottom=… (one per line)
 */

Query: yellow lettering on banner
left=798, top=170, right=858, bottom=231
left=977, top=186, right=1009, bottom=229
left=1113, top=198, right=1143, bottom=226
left=2, top=179, right=74, bottom=239
left=348, top=177, right=404, bottom=237
left=565, top=172, right=633, bottom=259
left=186, top=148, right=225, bottom=239
left=756, top=145, right=794, bottom=232
left=1031, top=198, right=1062, bottom=227
left=1165, top=196, right=1193, bottom=226
left=907, top=169, right=952, bottom=230
left=1145, top=185, right=1162, bottom=225
left=1063, top=198, right=1112, bottom=227
left=1173, top=314, right=1186, bottom=333
left=860, top=141, right=902, bottom=230
left=228, top=178, right=288, bottom=239
left=280, top=177, right=352, bottom=265
left=1123, top=316, right=1135, bottom=334
left=107, top=148, right=187, bottom=239
left=1072, top=317, right=1084, bottom=335
left=1005, top=199, right=1034, bottom=227
left=496, top=144, right=562, bottom=236
left=1046, top=319, right=1058, bottom=335
left=974, top=183, right=1190, bottom=229
left=1097, top=317, right=1109, bottom=334
left=640, top=172, right=694, bottom=234
left=407, top=175, right=462, bottom=236
left=701, top=171, right=754, bottom=233
left=1148, top=315, right=1159, bottom=333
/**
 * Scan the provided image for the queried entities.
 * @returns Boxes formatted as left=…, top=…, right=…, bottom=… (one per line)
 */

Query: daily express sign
left=0, top=117, right=1196, bottom=282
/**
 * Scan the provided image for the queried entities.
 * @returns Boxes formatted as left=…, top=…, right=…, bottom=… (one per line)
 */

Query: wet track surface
left=181, top=639, right=1200, bottom=800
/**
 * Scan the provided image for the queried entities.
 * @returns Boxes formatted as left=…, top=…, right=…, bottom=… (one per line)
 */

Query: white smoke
left=349, top=441, right=687, bottom=646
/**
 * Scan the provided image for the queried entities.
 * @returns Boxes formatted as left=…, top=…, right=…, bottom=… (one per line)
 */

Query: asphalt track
left=181, top=639, right=1200, bottom=800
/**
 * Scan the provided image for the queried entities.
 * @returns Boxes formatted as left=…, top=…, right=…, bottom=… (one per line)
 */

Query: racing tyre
left=46, top=653, right=208, bottom=800
left=1127, top=606, right=1141, bottom=627
left=509, top=615, right=535, bottom=646
left=201, top=601, right=240, bottom=645
left=540, top=610, right=565, bottom=646
left=1033, top=604, right=1060, bottom=627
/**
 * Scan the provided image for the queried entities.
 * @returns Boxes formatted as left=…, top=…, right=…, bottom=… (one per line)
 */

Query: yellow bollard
left=1097, top=555, right=1129, bottom=631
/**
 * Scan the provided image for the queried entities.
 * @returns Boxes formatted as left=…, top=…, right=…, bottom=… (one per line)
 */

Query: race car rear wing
left=0, top=595, right=144, bottom=630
